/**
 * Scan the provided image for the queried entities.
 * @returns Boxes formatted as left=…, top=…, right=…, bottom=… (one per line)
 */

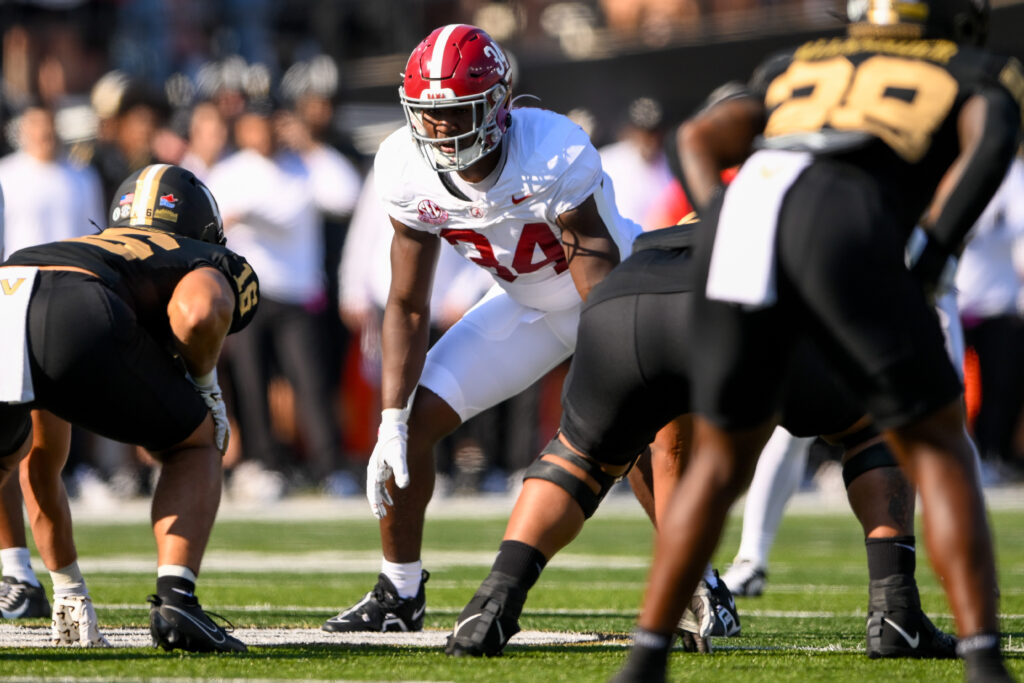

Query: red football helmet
left=400, top=24, right=512, bottom=172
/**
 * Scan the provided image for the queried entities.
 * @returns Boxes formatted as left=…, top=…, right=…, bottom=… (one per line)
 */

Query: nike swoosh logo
left=453, top=613, right=482, bottom=635
left=894, top=543, right=916, bottom=552
left=411, top=604, right=425, bottom=621
left=511, top=194, right=531, bottom=205
left=883, top=617, right=920, bottom=649
left=164, top=605, right=226, bottom=644
left=1, top=600, right=29, bottom=619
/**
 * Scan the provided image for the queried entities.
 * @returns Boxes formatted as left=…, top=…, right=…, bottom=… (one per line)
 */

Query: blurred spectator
left=599, top=96, right=674, bottom=231
left=0, top=104, right=102, bottom=256
left=956, top=147, right=1024, bottom=479
left=179, top=100, right=231, bottom=181
left=208, top=98, right=360, bottom=499
left=89, top=80, right=168, bottom=201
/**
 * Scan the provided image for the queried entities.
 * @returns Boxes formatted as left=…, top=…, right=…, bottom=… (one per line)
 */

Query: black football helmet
left=108, top=164, right=225, bottom=245
left=847, top=0, right=988, bottom=44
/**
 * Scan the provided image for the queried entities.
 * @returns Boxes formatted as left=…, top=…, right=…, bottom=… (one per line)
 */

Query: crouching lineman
left=0, top=164, right=259, bottom=653
left=613, top=0, right=1023, bottom=679
left=444, top=223, right=956, bottom=659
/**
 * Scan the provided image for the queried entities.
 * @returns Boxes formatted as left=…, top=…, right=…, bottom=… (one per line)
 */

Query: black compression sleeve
left=929, top=87, right=1021, bottom=254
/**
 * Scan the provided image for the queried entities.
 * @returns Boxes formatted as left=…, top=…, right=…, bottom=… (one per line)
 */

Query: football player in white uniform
left=321, top=23, right=641, bottom=633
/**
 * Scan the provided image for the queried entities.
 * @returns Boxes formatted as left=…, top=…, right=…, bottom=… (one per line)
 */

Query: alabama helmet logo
left=417, top=199, right=449, bottom=225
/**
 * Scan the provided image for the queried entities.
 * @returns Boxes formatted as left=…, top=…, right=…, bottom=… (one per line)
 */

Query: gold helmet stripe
left=129, top=164, right=172, bottom=226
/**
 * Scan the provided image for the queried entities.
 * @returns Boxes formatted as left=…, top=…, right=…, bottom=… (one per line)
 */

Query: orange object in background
left=963, top=346, right=982, bottom=430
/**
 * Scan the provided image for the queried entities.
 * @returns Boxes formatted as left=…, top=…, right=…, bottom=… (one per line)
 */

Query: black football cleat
left=866, top=575, right=956, bottom=659
left=148, top=594, right=247, bottom=653
left=322, top=571, right=428, bottom=633
left=445, top=572, right=525, bottom=657
left=0, top=576, right=50, bottom=619
left=709, top=570, right=741, bottom=637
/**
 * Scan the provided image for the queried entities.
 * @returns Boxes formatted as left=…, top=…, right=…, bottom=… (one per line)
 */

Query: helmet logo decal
left=130, top=164, right=172, bottom=226
left=118, top=193, right=134, bottom=206
left=417, top=199, right=449, bottom=225
left=159, top=194, right=178, bottom=208
left=483, top=45, right=509, bottom=76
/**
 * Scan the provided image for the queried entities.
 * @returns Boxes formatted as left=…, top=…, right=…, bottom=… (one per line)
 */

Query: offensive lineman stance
left=321, top=24, right=646, bottom=633
left=0, top=164, right=258, bottom=653
left=614, top=0, right=1023, bottom=680
left=444, top=222, right=956, bottom=659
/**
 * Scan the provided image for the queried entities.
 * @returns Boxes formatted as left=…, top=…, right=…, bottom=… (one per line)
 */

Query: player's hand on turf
left=50, top=594, right=111, bottom=648
left=367, top=408, right=411, bottom=519
left=189, top=369, right=230, bottom=455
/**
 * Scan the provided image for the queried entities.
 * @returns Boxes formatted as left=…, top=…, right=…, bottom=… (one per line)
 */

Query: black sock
left=622, top=627, right=671, bottom=678
left=157, top=576, right=198, bottom=606
left=491, top=540, right=548, bottom=592
left=958, top=633, right=1009, bottom=680
left=866, top=536, right=916, bottom=581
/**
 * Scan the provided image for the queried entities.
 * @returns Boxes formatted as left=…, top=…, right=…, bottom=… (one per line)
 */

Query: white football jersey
left=375, top=108, right=640, bottom=311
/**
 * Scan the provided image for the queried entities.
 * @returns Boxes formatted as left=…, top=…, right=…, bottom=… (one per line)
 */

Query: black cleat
left=148, top=594, right=247, bottom=653
left=445, top=572, right=525, bottom=657
left=866, top=575, right=956, bottom=659
left=0, top=576, right=50, bottom=619
left=322, top=570, right=428, bottom=633
left=709, top=570, right=741, bottom=637
left=721, top=559, right=768, bottom=597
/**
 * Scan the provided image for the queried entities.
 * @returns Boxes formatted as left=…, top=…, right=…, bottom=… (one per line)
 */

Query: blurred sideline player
left=0, top=164, right=259, bottom=653
left=321, top=23, right=644, bottom=633
left=444, top=220, right=955, bottom=659
left=612, top=0, right=1023, bottom=680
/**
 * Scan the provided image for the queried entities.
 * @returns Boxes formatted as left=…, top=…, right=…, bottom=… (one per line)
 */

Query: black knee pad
left=522, top=436, right=629, bottom=519
left=841, top=426, right=898, bottom=489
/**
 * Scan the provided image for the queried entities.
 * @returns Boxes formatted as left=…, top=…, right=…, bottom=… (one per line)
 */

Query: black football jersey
left=4, top=227, right=259, bottom=338
left=749, top=37, right=1024, bottom=227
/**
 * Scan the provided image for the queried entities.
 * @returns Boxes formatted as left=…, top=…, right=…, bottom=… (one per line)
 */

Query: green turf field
left=2, top=501, right=1022, bottom=681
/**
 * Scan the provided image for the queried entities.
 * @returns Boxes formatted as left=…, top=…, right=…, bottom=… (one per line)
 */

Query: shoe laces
left=0, top=580, right=26, bottom=608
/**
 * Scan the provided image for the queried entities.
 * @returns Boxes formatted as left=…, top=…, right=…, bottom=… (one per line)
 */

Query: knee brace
left=523, top=436, right=628, bottom=519
left=839, top=425, right=898, bottom=489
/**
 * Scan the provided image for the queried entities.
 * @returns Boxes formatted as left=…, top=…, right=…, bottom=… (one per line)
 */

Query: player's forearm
left=924, top=90, right=1020, bottom=254
left=379, top=303, right=431, bottom=410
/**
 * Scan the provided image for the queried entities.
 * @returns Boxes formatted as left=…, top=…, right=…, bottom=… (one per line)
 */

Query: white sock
left=703, top=563, right=718, bottom=588
left=0, top=548, right=39, bottom=587
left=735, top=428, right=812, bottom=567
left=50, top=561, right=87, bottom=597
left=381, top=559, right=422, bottom=599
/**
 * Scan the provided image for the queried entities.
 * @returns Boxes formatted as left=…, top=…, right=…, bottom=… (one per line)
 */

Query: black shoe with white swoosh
left=866, top=574, right=956, bottom=659
left=0, top=576, right=50, bottom=619
left=148, top=594, right=247, bottom=653
left=322, top=570, right=429, bottom=633
left=444, top=571, right=525, bottom=657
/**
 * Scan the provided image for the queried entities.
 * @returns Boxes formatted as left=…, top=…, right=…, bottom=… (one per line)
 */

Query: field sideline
left=1, top=484, right=1022, bottom=681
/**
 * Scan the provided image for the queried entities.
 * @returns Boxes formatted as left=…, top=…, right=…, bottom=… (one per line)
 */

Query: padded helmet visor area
left=400, top=82, right=508, bottom=172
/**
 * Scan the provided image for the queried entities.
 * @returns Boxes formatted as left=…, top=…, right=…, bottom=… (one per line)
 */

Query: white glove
left=676, top=580, right=714, bottom=653
left=189, top=369, right=229, bottom=455
left=51, top=594, right=111, bottom=648
left=367, top=407, right=412, bottom=519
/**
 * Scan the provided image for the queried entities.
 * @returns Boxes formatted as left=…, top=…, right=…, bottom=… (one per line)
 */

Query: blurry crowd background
left=1, top=0, right=1022, bottom=507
